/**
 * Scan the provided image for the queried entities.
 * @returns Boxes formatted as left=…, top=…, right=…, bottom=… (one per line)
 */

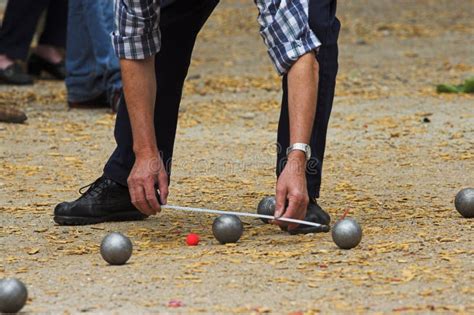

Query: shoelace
left=78, top=177, right=107, bottom=198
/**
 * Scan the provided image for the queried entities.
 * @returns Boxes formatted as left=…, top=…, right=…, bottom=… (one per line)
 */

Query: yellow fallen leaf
left=27, top=248, right=40, bottom=255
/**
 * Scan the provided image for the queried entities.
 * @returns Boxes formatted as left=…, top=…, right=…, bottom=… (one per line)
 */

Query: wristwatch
left=286, top=143, right=311, bottom=161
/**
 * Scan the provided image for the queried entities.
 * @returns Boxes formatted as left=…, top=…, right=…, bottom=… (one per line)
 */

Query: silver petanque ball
left=455, top=188, right=474, bottom=218
left=100, top=232, right=133, bottom=265
left=257, top=196, right=276, bottom=223
left=0, top=278, right=28, bottom=313
left=212, top=215, right=244, bottom=244
left=332, top=218, right=362, bottom=249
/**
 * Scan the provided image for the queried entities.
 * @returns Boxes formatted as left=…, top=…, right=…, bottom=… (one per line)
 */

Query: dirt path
left=1, top=0, right=473, bottom=313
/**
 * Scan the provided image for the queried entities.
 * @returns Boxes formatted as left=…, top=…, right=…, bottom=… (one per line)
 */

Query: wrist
left=133, top=145, right=159, bottom=158
left=287, top=149, right=306, bottom=162
left=286, top=151, right=307, bottom=174
left=286, top=143, right=311, bottom=161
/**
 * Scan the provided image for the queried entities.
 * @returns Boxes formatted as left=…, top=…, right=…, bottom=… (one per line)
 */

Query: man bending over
left=54, top=0, right=340, bottom=235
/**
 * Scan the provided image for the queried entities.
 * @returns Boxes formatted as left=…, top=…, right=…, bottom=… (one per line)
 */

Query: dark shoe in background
left=68, top=93, right=109, bottom=109
left=0, top=105, right=27, bottom=123
left=54, top=177, right=148, bottom=225
left=27, top=53, right=66, bottom=80
left=0, top=63, right=34, bottom=85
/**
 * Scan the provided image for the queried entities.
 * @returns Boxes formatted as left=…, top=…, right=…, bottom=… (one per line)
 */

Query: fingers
left=272, top=165, right=310, bottom=231
left=144, top=178, right=161, bottom=213
left=274, top=186, right=287, bottom=218
left=272, top=185, right=290, bottom=227
left=128, top=172, right=169, bottom=215
left=284, top=194, right=308, bottom=232
left=282, top=198, right=301, bottom=231
left=126, top=155, right=169, bottom=216
left=157, top=172, right=169, bottom=205
left=129, top=184, right=156, bottom=216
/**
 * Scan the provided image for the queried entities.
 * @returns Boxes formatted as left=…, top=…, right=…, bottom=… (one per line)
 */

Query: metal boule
left=332, top=218, right=362, bottom=249
left=455, top=188, right=474, bottom=218
left=0, top=278, right=28, bottom=313
left=100, top=232, right=133, bottom=265
left=212, top=215, right=244, bottom=244
left=257, top=196, right=276, bottom=223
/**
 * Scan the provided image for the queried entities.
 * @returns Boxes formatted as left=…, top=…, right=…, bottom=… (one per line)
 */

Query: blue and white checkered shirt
left=255, top=0, right=321, bottom=75
left=112, top=0, right=161, bottom=60
left=112, top=0, right=320, bottom=75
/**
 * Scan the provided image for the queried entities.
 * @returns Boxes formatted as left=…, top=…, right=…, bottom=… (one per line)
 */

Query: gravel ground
left=1, top=0, right=473, bottom=313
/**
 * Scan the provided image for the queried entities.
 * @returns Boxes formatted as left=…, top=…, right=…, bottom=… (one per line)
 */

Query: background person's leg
left=79, top=0, right=121, bottom=105
left=27, top=0, right=67, bottom=79
left=38, top=0, right=68, bottom=49
left=99, top=0, right=121, bottom=105
left=276, top=0, right=340, bottom=199
left=103, top=0, right=219, bottom=186
left=0, top=0, right=49, bottom=61
left=65, top=0, right=103, bottom=103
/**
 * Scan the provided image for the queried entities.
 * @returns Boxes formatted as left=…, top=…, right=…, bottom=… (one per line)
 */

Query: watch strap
left=286, top=143, right=311, bottom=161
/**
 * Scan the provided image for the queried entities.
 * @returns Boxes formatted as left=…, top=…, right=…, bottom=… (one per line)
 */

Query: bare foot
left=0, top=54, right=14, bottom=70
left=33, top=45, right=63, bottom=64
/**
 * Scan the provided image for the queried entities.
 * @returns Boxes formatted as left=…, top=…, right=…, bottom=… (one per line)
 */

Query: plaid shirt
left=255, top=0, right=321, bottom=75
left=113, top=0, right=320, bottom=74
left=112, top=0, right=168, bottom=60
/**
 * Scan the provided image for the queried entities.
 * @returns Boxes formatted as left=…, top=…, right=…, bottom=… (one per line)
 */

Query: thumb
left=157, top=172, right=169, bottom=205
left=274, top=187, right=287, bottom=218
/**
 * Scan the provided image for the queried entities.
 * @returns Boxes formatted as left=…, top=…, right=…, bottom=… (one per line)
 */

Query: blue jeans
left=65, top=0, right=121, bottom=103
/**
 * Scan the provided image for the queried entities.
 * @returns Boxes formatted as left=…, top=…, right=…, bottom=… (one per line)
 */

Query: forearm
left=120, top=57, right=157, bottom=157
left=287, top=52, right=319, bottom=161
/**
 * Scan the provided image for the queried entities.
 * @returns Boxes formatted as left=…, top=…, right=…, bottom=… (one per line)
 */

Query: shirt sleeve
left=112, top=0, right=161, bottom=60
left=255, top=0, right=321, bottom=75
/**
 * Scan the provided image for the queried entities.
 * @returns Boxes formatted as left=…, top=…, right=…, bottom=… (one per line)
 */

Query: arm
left=274, top=52, right=319, bottom=230
left=121, top=57, right=168, bottom=215
left=112, top=0, right=165, bottom=215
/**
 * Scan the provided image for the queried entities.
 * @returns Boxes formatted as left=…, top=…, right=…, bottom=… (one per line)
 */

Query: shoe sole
left=54, top=211, right=148, bottom=226
left=287, top=224, right=330, bottom=235
left=0, top=77, right=34, bottom=85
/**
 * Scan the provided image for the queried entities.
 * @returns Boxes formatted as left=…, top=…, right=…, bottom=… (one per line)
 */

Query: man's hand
left=128, top=152, right=169, bottom=215
left=273, top=151, right=309, bottom=231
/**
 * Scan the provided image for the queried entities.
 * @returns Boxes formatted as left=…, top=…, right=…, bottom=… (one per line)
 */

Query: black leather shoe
left=27, top=53, right=66, bottom=80
left=68, top=93, right=108, bottom=109
left=0, top=63, right=33, bottom=85
left=286, top=199, right=331, bottom=235
left=54, top=177, right=148, bottom=225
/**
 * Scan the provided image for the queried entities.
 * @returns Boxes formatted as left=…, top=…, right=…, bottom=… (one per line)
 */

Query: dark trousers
left=278, top=0, right=340, bottom=199
left=103, top=0, right=219, bottom=185
left=0, top=0, right=67, bottom=60
left=104, top=0, right=339, bottom=201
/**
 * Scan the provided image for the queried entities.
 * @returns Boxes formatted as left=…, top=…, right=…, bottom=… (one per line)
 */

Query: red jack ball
left=186, top=233, right=200, bottom=246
